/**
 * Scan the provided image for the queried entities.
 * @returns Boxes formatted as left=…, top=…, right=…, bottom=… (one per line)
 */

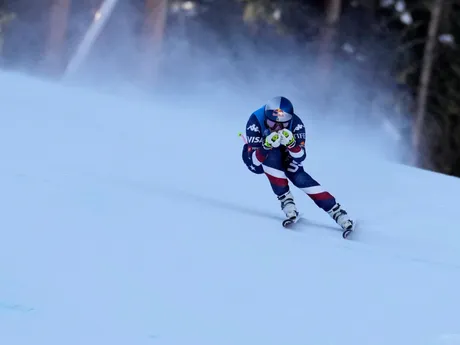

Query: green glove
left=279, top=129, right=296, bottom=148
left=263, top=131, right=281, bottom=150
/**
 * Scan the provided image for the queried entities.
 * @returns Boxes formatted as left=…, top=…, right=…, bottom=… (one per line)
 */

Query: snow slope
left=1, top=72, right=460, bottom=345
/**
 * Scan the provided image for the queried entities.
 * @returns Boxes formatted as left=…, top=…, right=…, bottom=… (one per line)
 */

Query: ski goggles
left=266, top=119, right=290, bottom=130
left=270, top=108, right=293, bottom=121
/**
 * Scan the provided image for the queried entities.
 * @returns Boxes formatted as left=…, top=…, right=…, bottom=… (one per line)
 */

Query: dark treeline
left=0, top=0, right=459, bottom=177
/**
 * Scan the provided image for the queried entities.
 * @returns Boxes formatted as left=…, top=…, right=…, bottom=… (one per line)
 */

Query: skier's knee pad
left=242, top=144, right=264, bottom=174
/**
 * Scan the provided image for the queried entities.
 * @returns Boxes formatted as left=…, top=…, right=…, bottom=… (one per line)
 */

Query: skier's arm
left=245, top=114, right=269, bottom=166
left=290, top=126, right=306, bottom=162
left=281, top=118, right=307, bottom=162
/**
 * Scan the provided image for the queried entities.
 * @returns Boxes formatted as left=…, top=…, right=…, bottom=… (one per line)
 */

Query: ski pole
left=238, top=132, right=247, bottom=144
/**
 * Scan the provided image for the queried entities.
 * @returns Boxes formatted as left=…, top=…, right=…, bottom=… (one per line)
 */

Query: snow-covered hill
left=1, top=72, right=460, bottom=345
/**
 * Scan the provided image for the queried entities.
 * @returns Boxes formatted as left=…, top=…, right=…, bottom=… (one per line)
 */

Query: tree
left=0, top=10, right=15, bottom=60
left=142, top=0, right=168, bottom=84
left=412, top=0, right=445, bottom=169
left=43, top=0, right=71, bottom=75
left=316, top=0, right=342, bottom=73
left=423, top=2, right=460, bottom=176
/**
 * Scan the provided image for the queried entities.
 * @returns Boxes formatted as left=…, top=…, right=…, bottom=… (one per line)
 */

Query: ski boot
left=278, top=191, right=299, bottom=227
left=327, top=203, right=354, bottom=238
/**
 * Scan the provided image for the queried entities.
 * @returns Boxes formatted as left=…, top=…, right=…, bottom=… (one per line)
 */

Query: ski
left=282, top=214, right=357, bottom=239
left=342, top=228, right=353, bottom=239
left=342, top=220, right=357, bottom=239
left=282, top=213, right=302, bottom=228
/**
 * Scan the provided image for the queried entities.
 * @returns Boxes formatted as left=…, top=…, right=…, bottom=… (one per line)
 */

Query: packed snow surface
left=1, top=73, right=460, bottom=345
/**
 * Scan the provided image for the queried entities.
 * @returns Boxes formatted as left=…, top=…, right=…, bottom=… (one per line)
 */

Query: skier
left=241, top=96, right=354, bottom=235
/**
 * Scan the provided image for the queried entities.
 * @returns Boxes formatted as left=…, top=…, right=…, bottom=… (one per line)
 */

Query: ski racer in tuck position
left=241, top=96, right=354, bottom=235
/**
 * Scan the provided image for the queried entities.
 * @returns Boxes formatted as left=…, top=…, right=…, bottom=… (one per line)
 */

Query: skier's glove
left=263, top=131, right=281, bottom=150
left=279, top=129, right=296, bottom=149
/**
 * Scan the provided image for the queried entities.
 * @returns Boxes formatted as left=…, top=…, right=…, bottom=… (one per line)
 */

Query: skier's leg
left=284, top=160, right=335, bottom=210
left=285, top=160, right=353, bottom=230
left=261, top=149, right=298, bottom=219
